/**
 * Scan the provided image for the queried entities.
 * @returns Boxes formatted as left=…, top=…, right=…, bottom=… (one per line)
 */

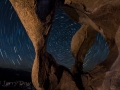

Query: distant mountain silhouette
left=0, top=67, right=31, bottom=82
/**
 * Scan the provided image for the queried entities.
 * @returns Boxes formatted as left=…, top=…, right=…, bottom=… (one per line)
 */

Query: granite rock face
left=10, top=0, right=120, bottom=90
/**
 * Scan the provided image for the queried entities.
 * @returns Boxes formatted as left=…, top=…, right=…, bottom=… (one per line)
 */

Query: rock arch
left=9, top=0, right=120, bottom=90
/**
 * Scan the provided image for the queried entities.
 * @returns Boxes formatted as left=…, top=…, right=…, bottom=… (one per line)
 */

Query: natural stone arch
left=63, top=0, right=120, bottom=89
left=71, top=25, right=98, bottom=70
left=9, top=0, right=120, bottom=90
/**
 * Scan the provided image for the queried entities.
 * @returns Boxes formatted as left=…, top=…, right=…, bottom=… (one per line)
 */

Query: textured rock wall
left=10, top=0, right=120, bottom=90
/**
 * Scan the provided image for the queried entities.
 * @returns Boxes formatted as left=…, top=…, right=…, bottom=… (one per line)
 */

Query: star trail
left=0, top=0, right=109, bottom=72
left=0, top=0, right=35, bottom=71
left=47, top=9, right=81, bottom=69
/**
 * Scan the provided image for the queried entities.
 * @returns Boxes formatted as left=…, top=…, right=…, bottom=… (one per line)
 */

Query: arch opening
left=47, top=8, right=81, bottom=70
left=83, top=33, right=110, bottom=71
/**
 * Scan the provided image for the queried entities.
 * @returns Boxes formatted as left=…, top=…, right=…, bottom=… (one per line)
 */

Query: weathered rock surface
left=10, top=0, right=120, bottom=90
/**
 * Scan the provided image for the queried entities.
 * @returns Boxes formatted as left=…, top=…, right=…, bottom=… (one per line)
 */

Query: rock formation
left=63, top=0, right=120, bottom=90
left=9, top=0, right=120, bottom=90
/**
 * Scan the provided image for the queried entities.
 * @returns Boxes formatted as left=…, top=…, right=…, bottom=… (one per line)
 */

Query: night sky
left=0, top=0, right=109, bottom=72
